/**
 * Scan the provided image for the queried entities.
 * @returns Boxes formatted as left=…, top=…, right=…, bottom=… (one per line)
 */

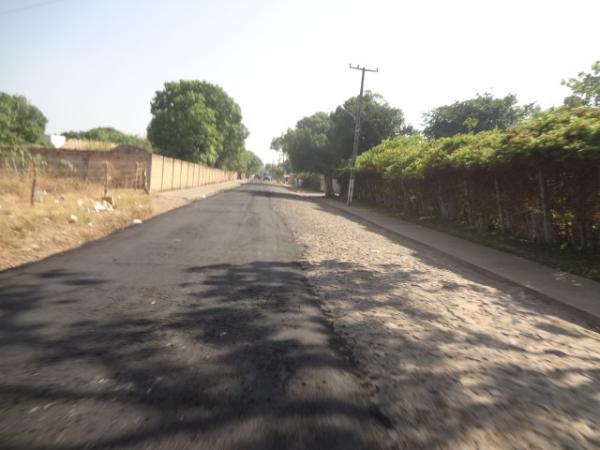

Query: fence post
left=30, top=160, right=37, bottom=206
left=538, top=168, right=553, bottom=243
left=104, top=161, right=109, bottom=197
left=143, top=162, right=149, bottom=193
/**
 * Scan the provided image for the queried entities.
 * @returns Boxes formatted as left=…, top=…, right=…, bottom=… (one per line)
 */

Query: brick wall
left=1, top=145, right=238, bottom=192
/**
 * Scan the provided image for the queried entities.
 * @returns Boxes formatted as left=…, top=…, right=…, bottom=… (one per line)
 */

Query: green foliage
left=33, top=153, right=47, bottom=169
left=0, top=92, right=47, bottom=145
left=354, top=107, right=600, bottom=255
left=227, top=150, right=262, bottom=176
left=147, top=80, right=247, bottom=166
left=0, top=147, right=46, bottom=173
left=562, top=60, right=600, bottom=107
left=296, top=172, right=321, bottom=191
left=358, top=106, right=600, bottom=179
left=423, top=93, right=536, bottom=139
left=57, top=159, right=77, bottom=174
left=62, top=127, right=152, bottom=150
left=356, top=135, right=428, bottom=179
left=275, top=112, right=335, bottom=175
left=498, top=107, right=600, bottom=163
left=273, top=92, right=409, bottom=177
left=328, top=91, right=410, bottom=162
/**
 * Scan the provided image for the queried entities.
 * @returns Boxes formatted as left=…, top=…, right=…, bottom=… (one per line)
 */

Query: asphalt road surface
left=0, top=184, right=394, bottom=450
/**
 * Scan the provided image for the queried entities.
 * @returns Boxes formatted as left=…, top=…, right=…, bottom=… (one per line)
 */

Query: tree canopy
left=357, top=106, right=600, bottom=181
left=230, top=150, right=263, bottom=177
left=276, top=112, right=336, bottom=176
left=62, top=127, right=152, bottom=150
left=0, top=92, right=47, bottom=145
left=562, top=60, right=600, bottom=107
left=272, top=92, right=410, bottom=195
left=147, top=80, right=248, bottom=166
left=328, top=92, right=410, bottom=160
left=423, top=93, right=536, bottom=139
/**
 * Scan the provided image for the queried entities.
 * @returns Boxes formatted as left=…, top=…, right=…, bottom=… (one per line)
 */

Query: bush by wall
left=351, top=107, right=600, bottom=252
left=297, top=172, right=322, bottom=191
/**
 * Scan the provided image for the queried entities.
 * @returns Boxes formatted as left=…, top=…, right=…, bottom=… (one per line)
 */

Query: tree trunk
left=324, top=174, right=335, bottom=198
left=400, top=179, right=409, bottom=212
left=494, top=175, right=505, bottom=232
left=538, top=168, right=553, bottom=244
left=437, top=174, right=448, bottom=219
left=463, top=174, right=472, bottom=225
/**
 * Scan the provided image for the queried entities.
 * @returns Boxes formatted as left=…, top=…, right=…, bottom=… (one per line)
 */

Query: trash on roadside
left=94, top=201, right=113, bottom=213
left=68, top=214, right=78, bottom=223
left=132, top=219, right=143, bottom=224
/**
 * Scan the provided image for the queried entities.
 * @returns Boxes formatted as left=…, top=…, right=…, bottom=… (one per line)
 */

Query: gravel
left=273, top=190, right=600, bottom=450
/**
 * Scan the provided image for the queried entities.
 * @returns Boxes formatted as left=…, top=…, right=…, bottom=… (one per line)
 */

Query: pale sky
left=1, top=0, right=598, bottom=164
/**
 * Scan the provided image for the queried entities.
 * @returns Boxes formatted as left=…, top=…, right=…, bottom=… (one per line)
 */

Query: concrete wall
left=149, top=154, right=238, bottom=192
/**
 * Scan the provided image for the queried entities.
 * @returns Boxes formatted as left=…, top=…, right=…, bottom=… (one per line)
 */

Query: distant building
left=43, top=134, right=66, bottom=148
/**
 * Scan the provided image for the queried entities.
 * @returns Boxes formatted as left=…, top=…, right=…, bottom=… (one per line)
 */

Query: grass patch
left=356, top=200, right=600, bottom=283
left=0, top=172, right=153, bottom=271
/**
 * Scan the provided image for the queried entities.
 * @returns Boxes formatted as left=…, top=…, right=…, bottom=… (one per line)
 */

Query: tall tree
left=562, top=60, right=600, bottom=107
left=196, top=82, right=249, bottom=168
left=423, top=93, right=536, bottom=139
left=328, top=91, right=409, bottom=161
left=229, top=150, right=262, bottom=177
left=273, top=93, right=409, bottom=196
left=147, top=80, right=247, bottom=166
left=0, top=92, right=47, bottom=145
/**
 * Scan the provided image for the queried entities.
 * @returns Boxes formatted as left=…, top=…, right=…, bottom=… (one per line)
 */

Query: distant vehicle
left=263, top=173, right=272, bottom=182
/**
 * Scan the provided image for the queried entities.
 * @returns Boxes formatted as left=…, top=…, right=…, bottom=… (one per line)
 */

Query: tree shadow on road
left=0, top=262, right=398, bottom=450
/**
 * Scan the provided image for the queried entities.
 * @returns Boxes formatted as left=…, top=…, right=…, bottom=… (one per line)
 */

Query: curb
left=322, top=199, right=600, bottom=327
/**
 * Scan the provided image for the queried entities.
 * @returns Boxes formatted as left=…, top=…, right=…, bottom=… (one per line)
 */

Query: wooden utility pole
left=347, top=64, right=378, bottom=205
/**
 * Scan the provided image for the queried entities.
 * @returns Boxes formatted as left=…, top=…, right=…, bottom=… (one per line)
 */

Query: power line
left=346, top=64, right=378, bottom=206
left=0, top=0, right=71, bottom=16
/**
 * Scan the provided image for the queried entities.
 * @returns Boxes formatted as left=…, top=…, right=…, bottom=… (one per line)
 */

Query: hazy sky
left=1, top=0, right=598, bottom=163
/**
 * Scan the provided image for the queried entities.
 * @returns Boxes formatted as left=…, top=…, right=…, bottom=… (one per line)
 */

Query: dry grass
left=0, top=172, right=153, bottom=271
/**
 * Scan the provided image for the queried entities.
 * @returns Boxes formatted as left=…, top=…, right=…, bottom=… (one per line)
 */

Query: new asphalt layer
left=0, top=184, right=394, bottom=450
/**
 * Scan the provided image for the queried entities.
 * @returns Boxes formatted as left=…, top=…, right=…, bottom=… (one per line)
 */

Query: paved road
left=0, top=184, right=393, bottom=450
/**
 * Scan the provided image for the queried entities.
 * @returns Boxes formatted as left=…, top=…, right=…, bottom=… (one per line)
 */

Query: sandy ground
left=272, top=189, right=600, bottom=450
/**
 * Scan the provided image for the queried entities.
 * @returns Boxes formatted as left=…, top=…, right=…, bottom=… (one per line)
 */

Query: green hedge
left=353, top=107, right=600, bottom=251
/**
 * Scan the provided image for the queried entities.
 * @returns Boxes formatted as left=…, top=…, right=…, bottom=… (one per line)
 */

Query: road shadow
left=0, top=262, right=396, bottom=450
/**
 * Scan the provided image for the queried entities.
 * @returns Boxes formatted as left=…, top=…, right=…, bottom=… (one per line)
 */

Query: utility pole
left=347, top=64, right=378, bottom=205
